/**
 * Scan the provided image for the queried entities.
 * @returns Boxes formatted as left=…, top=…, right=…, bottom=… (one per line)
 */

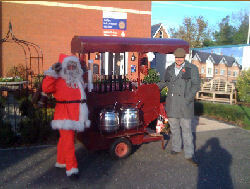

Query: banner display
left=103, top=11, right=127, bottom=37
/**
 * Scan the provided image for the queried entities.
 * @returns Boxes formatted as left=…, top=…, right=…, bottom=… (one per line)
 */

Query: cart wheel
left=110, top=138, right=132, bottom=159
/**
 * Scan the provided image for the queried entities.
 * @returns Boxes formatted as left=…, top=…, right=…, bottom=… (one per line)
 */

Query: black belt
left=56, top=99, right=87, bottom=104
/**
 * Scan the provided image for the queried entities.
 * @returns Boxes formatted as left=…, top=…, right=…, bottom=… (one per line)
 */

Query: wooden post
left=196, top=92, right=199, bottom=99
left=137, top=52, right=140, bottom=86
left=230, top=93, right=233, bottom=104
left=235, top=90, right=237, bottom=104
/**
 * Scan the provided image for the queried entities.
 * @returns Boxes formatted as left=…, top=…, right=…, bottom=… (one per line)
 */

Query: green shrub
left=143, top=69, right=160, bottom=84
left=160, top=87, right=168, bottom=97
left=19, top=97, right=35, bottom=118
left=18, top=117, right=56, bottom=145
left=194, top=101, right=250, bottom=129
left=18, top=118, right=40, bottom=144
left=160, top=87, right=168, bottom=102
left=33, top=74, right=44, bottom=89
left=17, top=96, right=56, bottom=145
left=236, top=69, right=250, bottom=103
left=0, top=122, right=16, bottom=148
left=0, top=96, right=6, bottom=119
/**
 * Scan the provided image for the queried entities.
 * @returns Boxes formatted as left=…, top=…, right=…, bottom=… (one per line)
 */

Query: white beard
left=62, top=69, right=84, bottom=88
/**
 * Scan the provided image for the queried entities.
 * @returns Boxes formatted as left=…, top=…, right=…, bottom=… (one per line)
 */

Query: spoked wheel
left=110, top=138, right=132, bottom=159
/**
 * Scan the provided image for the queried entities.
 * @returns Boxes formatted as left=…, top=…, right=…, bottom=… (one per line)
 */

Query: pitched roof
left=223, top=55, right=237, bottom=67
left=151, top=23, right=162, bottom=38
left=211, top=53, right=222, bottom=65
left=192, top=50, right=210, bottom=63
left=192, top=50, right=239, bottom=67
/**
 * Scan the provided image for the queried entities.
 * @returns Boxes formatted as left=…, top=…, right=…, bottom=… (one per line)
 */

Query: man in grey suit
left=160, top=48, right=200, bottom=166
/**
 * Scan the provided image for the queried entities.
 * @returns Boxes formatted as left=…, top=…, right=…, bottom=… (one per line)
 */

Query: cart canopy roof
left=71, top=36, right=189, bottom=54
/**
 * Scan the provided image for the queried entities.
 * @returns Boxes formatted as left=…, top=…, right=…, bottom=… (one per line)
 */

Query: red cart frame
left=71, top=36, right=189, bottom=159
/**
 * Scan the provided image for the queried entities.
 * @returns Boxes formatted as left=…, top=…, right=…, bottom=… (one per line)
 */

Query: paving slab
left=192, top=116, right=237, bottom=132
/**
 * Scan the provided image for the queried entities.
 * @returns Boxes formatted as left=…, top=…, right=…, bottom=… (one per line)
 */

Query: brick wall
left=1, top=1, right=151, bottom=77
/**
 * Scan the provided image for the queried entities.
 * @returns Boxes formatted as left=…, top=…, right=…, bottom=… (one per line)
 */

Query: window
left=215, top=69, right=218, bottom=74
left=201, top=67, right=204, bottom=74
left=228, top=70, right=231, bottom=75
left=233, top=71, right=238, bottom=77
left=220, top=70, right=225, bottom=75
left=208, top=68, right=212, bottom=75
left=159, top=30, right=163, bottom=38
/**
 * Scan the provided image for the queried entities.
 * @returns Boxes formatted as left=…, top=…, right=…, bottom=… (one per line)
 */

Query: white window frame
left=220, top=69, right=225, bottom=75
left=201, top=67, right=205, bottom=74
left=233, top=71, right=238, bottom=77
left=215, top=69, right=218, bottom=74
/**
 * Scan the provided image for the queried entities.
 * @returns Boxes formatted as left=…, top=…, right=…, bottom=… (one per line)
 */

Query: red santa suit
left=42, top=54, right=90, bottom=177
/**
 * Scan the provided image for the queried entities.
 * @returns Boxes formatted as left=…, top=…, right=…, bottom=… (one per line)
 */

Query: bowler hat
left=174, top=48, right=186, bottom=58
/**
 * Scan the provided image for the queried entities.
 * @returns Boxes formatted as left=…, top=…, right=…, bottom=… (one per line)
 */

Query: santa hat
left=44, top=54, right=81, bottom=78
left=58, top=53, right=68, bottom=63
left=58, top=53, right=80, bottom=65
left=62, top=56, right=80, bottom=66
left=58, top=53, right=81, bottom=71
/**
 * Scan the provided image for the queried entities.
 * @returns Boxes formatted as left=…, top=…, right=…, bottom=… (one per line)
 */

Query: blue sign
left=131, top=65, right=136, bottom=73
left=103, top=18, right=127, bottom=30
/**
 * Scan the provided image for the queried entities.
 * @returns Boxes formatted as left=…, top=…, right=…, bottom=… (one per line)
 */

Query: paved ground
left=0, top=116, right=249, bottom=189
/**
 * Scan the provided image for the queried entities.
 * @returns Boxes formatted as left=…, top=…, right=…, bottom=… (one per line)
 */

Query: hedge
left=194, top=101, right=250, bottom=129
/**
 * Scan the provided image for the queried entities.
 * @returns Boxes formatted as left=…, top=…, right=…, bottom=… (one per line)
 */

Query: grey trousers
left=168, top=118, right=194, bottom=159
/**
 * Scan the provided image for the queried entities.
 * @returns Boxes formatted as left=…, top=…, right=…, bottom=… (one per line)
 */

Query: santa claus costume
left=42, top=54, right=90, bottom=177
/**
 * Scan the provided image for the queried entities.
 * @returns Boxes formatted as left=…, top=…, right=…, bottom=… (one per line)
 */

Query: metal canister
left=99, top=109, right=119, bottom=132
left=120, top=107, right=139, bottom=130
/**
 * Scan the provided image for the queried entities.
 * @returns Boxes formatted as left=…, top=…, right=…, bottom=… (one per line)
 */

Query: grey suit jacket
left=160, top=61, right=200, bottom=118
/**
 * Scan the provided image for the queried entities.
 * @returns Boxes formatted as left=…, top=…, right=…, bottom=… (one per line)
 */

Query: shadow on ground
left=196, top=137, right=233, bottom=189
left=29, top=145, right=121, bottom=188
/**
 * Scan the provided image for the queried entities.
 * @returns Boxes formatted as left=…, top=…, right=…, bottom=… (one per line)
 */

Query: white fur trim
left=78, top=81, right=91, bottom=129
left=44, top=66, right=60, bottom=78
left=62, top=56, right=80, bottom=66
left=66, top=168, right=79, bottom=176
left=55, top=162, right=66, bottom=168
left=52, top=120, right=87, bottom=132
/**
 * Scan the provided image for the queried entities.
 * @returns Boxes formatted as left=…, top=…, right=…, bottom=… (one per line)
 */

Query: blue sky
left=152, top=1, right=250, bottom=31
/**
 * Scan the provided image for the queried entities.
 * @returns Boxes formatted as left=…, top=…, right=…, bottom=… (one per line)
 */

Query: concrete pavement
left=0, top=116, right=249, bottom=189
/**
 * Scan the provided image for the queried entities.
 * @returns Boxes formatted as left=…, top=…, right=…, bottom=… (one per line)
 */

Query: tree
left=232, top=13, right=249, bottom=44
left=170, top=16, right=211, bottom=48
left=236, top=69, right=250, bottom=103
left=213, top=16, right=236, bottom=45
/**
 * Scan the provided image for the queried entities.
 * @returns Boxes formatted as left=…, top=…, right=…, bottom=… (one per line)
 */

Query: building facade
left=1, top=1, right=151, bottom=80
left=192, top=50, right=241, bottom=83
left=150, top=23, right=170, bottom=80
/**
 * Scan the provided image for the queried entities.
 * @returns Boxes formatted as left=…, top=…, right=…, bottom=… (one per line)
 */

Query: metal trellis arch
left=0, top=21, right=44, bottom=81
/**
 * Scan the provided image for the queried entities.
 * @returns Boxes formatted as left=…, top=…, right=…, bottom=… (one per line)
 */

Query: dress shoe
left=186, top=157, right=199, bottom=166
left=170, top=150, right=180, bottom=155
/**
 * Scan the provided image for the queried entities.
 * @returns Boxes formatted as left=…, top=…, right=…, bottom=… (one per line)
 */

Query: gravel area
left=0, top=117, right=249, bottom=189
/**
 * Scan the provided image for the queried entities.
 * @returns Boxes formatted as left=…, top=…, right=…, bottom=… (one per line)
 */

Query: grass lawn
left=194, top=101, right=250, bottom=130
